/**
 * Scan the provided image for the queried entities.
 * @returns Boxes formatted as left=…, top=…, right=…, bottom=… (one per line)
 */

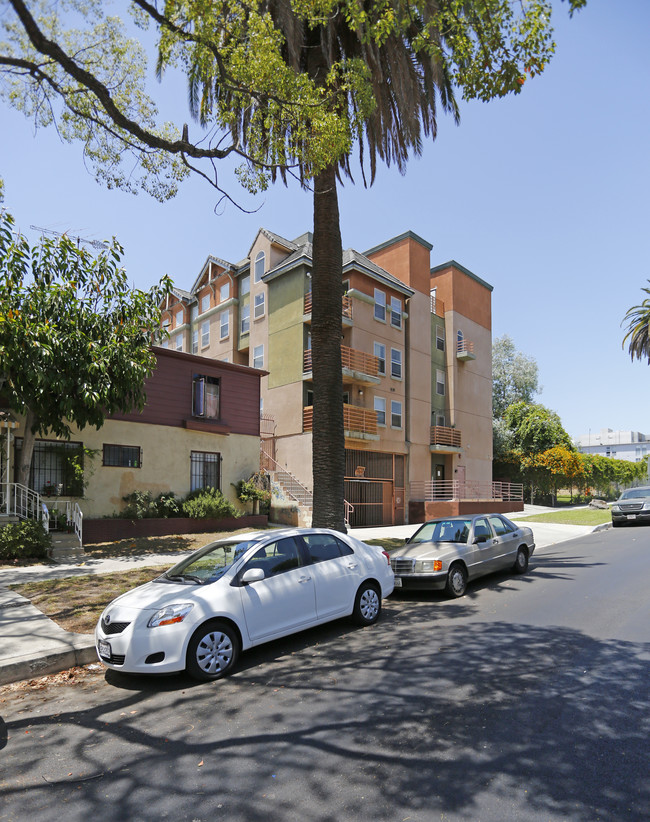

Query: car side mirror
left=474, top=535, right=488, bottom=544
left=241, top=567, right=265, bottom=584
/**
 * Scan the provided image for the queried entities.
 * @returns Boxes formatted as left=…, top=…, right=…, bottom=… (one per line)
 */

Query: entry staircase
left=0, top=482, right=84, bottom=561
left=259, top=448, right=354, bottom=529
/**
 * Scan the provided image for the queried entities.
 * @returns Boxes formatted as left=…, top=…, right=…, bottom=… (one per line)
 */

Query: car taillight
left=382, top=550, right=390, bottom=565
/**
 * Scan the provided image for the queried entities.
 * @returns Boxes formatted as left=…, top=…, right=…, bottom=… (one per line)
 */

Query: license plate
left=98, top=639, right=111, bottom=659
left=394, top=577, right=402, bottom=587
left=627, top=514, right=637, bottom=520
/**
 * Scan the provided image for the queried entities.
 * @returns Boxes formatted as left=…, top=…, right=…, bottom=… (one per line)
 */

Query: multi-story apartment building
left=160, top=227, right=508, bottom=527
left=575, top=429, right=650, bottom=463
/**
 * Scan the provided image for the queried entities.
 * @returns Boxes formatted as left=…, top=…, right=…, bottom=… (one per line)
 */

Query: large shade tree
left=0, top=0, right=586, bottom=530
left=0, top=209, right=170, bottom=487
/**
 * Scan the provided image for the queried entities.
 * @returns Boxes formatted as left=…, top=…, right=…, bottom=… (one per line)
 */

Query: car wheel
left=445, top=563, right=468, bottom=598
left=352, top=582, right=381, bottom=626
left=186, top=620, right=240, bottom=682
left=513, top=546, right=529, bottom=574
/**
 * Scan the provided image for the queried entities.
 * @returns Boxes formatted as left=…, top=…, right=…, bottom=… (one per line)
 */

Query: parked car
left=611, top=486, right=650, bottom=527
left=390, top=514, right=535, bottom=597
left=95, top=528, right=394, bottom=681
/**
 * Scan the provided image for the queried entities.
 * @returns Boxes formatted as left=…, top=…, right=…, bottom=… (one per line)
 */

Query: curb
left=0, top=636, right=96, bottom=687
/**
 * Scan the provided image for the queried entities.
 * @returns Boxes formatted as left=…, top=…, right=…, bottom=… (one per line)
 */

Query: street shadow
left=1, top=608, right=648, bottom=822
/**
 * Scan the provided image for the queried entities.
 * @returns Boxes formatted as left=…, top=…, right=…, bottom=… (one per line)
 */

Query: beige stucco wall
left=10, top=417, right=261, bottom=519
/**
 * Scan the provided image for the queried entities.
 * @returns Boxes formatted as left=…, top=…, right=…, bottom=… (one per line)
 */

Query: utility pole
left=30, top=225, right=108, bottom=251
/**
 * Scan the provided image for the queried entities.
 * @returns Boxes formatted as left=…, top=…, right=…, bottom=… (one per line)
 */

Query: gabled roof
left=247, top=227, right=298, bottom=258
left=190, top=254, right=236, bottom=294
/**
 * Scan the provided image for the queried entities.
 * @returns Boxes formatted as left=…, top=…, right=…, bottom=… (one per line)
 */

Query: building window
left=374, top=342, right=386, bottom=375
left=254, top=292, right=265, bottom=319
left=201, top=293, right=210, bottom=314
left=390, top=296, right=402, bottom=329
left=14, top=438, right=84, bottom=496
left=201, top=320, right=210, bottom=348
left=160, top=339, right=169, bottom=349
left=240, top=303, right=250, bottom=335
left=175, top=309, right=184, bottom=327
left=374, top=396, right=386, bottom=427
left=254, top=251, right=265, bottom=283
left=192, top=375, right=220, bottom=419
left=240, top=275, right=250, bottom=296
left=103, top=444, right=141, bottom=468
left=457, top=329, right=464, bottom=352
left=190, top=451, right=221, bottom=492
left=174, top=334, right=183, bottom=351
left=220, top=282, right=229, bottom=302
left=253, top=344, right=264, bottom=369
left=192, top=328, right=199, bottom=354
left=436, top=326, right=445, bottom=351
left=374, top=289, right=386, bottom=322
left=391, top=400, right=402, bottom=429
left=391, top=348, right=402, bottom=379
left=191, top=304, right=199, bottom=323
left=435, top=413, right=446, bottom=427
left=436, top=369, right=445, bottom=396
left=220, top=310, right=229, bottom=340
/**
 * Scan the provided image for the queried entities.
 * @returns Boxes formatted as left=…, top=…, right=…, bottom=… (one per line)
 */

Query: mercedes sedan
left=390, top=514, right=535, bottom=597
left=96, top=528, right=394, bottom=681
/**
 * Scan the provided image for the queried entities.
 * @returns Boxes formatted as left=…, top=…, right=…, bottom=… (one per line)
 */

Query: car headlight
left=414, top=560, right=443, bottom=573
left=147, top=603, right=194, bottom=628
left=612, top=504, right=620, bottom=512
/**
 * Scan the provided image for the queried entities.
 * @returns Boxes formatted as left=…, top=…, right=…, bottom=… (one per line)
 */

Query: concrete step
left=50, top=532, right=84, bottom=563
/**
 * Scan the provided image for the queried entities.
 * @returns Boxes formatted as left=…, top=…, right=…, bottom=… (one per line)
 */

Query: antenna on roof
left=30, top=225, right=109, bottom=251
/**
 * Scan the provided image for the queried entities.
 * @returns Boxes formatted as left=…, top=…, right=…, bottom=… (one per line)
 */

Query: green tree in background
left=492, top=335, right=541, bottom=419
left=0, top=209, right=170, bottom=488
left=0, top=0, right=586, bottom=529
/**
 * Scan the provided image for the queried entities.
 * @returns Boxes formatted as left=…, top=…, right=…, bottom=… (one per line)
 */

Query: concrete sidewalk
left=0, top=510, right=608, bottom=686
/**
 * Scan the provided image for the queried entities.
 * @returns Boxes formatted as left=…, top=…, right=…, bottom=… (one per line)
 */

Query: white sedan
left=95, top=528, right=394, bottom=681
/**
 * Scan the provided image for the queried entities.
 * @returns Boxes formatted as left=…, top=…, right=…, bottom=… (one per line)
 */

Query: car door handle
left=298, top=575, right=312, bottom=583
left=346, top=563, right=359, bottom=569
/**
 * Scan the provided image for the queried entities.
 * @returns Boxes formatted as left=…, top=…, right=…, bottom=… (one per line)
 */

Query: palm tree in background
left=623, top=281, right=650, bottom=363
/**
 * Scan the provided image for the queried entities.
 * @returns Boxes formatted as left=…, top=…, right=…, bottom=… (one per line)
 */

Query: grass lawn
left=10, top=567, right=163, bottom=634
left=516, top=508, right=611, bottom=526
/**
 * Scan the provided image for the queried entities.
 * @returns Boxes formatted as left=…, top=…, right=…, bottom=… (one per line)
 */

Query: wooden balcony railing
left=303, top=345, right=379, bottom=378
left=430, top=295, right=445, bottom=318
left=304, top=404, right=378, bottom=436
left=430, top=425, right=462, bottom=448
left=304, top=292, right=353, bottom=320
left=456, top=339, right=475, bottom=360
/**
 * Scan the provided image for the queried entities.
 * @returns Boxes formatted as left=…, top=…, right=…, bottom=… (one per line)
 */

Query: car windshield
left=620, top=488, right=650, bottom=500
left=410, top=520, right=473, bottom=544
left=159, top=539, right=258, bottom=584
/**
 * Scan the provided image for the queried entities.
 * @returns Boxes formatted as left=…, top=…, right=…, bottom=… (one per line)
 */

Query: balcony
left=303, top=404, right=379, bottom=441
left=303, top=345, right=381, bottom=385
left=304, top=292, right=353, bottom=324
left=430, top=294, right=445, bottom=318
left=430, top=425, right=462, bottom=453
left=456, top=339, right=476, bottom=361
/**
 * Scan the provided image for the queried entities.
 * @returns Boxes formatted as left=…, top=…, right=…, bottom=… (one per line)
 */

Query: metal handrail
left=410, top=480, right=524, bottom=502
left=260, top=446, right=313, bottom=504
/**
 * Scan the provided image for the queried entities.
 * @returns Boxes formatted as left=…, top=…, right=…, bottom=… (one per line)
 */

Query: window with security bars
left=103, top=444, right=142, bottom=468
left=192, top=375, right=220, bottom=419
left=190, top=451, right=221, bottom=492
left=14, top=438, right=84, bottom=496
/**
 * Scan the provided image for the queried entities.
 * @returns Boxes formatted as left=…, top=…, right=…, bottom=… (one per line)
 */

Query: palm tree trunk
left=311, top=164, right=346, bottom=531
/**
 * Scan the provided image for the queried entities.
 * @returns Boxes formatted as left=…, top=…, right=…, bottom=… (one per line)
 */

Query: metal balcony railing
left=304, top=292, right=353, bottom=320
left=303, top=346, right=380, bottom=379
left=303, top=404, right=378, bottom=437
left=410, top=480, right=524, bottom=502
left=430, top=426, right=462, bottom=449
left=457, top=339, right=476, bottom=360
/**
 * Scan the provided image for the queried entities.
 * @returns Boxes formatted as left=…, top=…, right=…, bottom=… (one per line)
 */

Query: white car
left=95, top=528, right=394, bottom=681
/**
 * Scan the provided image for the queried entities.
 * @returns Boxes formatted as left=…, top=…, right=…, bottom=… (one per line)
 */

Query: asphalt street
left=0, top=526, right=648, bottom=822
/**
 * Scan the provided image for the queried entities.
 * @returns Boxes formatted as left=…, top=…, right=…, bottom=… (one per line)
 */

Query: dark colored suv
left=611, top=486, right=650, bottom=527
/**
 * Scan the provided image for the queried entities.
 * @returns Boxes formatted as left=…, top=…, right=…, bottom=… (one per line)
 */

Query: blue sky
left=2, top=0, right=649, bottom=440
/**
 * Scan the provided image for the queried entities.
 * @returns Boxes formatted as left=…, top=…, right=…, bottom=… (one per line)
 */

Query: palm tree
left=265, top=5, right=460, bottom=530
left=623, top=282, right=650, bottom=363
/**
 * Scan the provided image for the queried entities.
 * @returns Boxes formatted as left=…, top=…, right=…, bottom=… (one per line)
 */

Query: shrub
left=120, top=491, right=183, bottom=519
left=182, top=487, right=239, bottom=519
left=0, top=520, right=51, bottom=561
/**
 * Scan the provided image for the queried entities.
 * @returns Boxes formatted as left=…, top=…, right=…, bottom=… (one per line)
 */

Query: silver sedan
left=390, top=514, right=535, bottom=597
